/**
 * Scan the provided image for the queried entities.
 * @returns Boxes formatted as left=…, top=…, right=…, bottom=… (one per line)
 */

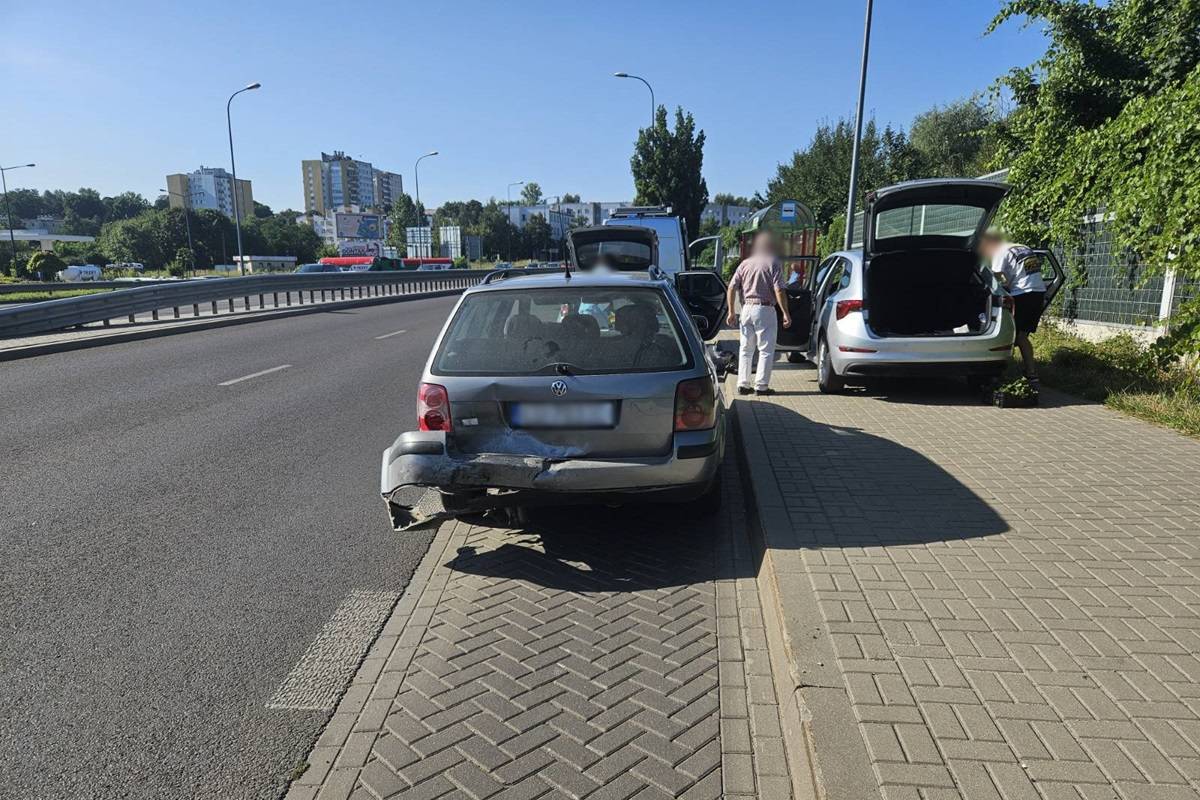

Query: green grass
left=1031, top=323, right=1200, bottom=438
left=0, top=288, right=111, bottom=304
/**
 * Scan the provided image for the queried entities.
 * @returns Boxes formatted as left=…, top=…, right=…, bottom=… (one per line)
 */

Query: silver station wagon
left=380, top=229, right=730, bottom=530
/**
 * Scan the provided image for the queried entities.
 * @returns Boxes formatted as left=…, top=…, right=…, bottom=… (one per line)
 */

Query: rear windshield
left=433, top=287, right=691, bottom=375
left=874, top=204, right=986, bottom=241
left=572, top=241, right=653, bottom=270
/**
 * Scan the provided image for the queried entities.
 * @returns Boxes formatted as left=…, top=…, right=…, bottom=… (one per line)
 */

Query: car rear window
left=874, top=204, right=986, bottom=241
left=433, top=287, right=691, bottom=375
left=572, top=241, right=653, bottom=271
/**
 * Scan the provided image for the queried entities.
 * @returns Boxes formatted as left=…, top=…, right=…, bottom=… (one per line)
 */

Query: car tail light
left=835, top=299, right=863, bottom=320
left=1000, top=295, right=1014, bottom=313
left=417, top=382, right=451, bottom=431
left=674, top=377, right=716, bottom=432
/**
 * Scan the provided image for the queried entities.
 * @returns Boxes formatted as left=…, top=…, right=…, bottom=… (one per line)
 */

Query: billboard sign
left=335, top=212, right=382, bottom=240
left=338, top=241, right=382, bottom=257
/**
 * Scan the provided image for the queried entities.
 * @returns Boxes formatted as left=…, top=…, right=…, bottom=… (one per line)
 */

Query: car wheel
left=817, top=336, right=845, bottom=394
left=786, top=351, right=806, bottom=364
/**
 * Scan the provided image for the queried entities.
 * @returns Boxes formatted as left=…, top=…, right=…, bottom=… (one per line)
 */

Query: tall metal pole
left=1, top=163, right=34, bottom=273
left=614, top=73, right=655, bottom=127
left=506, top=181, right=525, bottom=262
left=843, top=0, right=874, bottom=251
left=414, top=151, right=438, bottom=259
left=226, top=82, right=260, bottom=276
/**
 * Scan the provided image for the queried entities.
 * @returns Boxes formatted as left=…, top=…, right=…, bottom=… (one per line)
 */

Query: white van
left=603, top=206, right=689, bottom=275
left=56, top=265, right=104, bottom=282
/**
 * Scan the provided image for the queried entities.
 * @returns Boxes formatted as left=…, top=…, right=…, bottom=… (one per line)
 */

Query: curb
left=729, top=390, right=882, bottom=800
left=0, top=288, right=461, bottom=363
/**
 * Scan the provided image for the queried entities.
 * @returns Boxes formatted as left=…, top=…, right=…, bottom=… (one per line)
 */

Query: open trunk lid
left=864, top=179, right=1010, bottom=258
left=567, top=226, right=659, bottom=271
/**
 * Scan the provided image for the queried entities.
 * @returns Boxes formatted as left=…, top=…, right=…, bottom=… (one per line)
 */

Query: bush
left=24, top=251, right=67, bottom=280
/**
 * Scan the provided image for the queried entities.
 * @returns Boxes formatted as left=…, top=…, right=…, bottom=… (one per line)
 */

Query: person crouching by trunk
left=979, top=231, right=1046, bottom=387
left=725, top=230, right=791, bottom=396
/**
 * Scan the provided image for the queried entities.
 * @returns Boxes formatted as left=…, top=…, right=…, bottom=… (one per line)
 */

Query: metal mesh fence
left=1056, top=219, right=1165, bottom=326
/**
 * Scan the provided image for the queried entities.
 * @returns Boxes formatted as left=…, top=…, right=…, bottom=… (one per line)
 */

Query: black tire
left=816, top=336, right=845, bottom=394
left=786, top=351, right=806, bottom=364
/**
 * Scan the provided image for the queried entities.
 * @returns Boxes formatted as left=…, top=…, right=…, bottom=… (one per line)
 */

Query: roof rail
left=610, top=205, right=673, bottom=217
left=482, top=269, right=514, bottom=284
left=648, top=265, right=668, bottom=282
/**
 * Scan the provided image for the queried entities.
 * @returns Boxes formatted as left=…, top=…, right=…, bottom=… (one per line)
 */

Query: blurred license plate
left=510, top=402, right=616, bottom=428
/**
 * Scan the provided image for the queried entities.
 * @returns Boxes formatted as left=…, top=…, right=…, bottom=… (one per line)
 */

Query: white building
left=165, top=166, right=253, bottom=220
left=301, top=151, right=404, bottom=215
left=701, top=203, right=754, bottom=227
left=505, top=204, right=602, bottom=240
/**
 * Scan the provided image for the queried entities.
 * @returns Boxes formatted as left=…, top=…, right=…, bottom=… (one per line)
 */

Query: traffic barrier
left=0, top=269, right=558, bottom=339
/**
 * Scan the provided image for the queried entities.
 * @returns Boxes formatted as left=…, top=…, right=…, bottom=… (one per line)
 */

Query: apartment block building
left=165, top=166, right=253, bottom=220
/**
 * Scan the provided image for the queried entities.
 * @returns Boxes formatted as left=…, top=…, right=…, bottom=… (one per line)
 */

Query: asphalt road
left=0, top=295, right=459, bottom=799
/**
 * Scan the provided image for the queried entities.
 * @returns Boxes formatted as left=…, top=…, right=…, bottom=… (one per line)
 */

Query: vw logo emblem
left=550, top=380, right=568, bottom=397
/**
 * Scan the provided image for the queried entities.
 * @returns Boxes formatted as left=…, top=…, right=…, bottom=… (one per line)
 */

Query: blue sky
left=0, top=0, right=1046, bottom=211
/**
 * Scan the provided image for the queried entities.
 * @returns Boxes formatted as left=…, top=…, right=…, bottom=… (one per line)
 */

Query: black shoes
left=737, top=386, right=754, bottom=396
left=755, top=388, right=775, bottom=396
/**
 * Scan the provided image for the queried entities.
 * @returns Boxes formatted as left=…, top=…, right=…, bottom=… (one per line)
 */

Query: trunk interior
left=865, top=250, right=992, bottom=336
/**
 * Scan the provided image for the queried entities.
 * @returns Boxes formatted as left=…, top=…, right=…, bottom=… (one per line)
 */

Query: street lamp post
left=413, top=151, right=438, bottom=259
left=162, top=189, right=196, bottom=276
left=506, top=181, right=525, bottom=262
left=226, top=82, right=260, bottom=275
left=613, top=72, right=655, bottom=127
left=1, top=162, right=35, bottom=272
left=843, top=0, right=874, bottom=250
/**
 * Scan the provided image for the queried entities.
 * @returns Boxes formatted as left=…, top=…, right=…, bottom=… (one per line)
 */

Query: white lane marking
left=266, top=588, right=401, bottom=711
left=374, top=329, right=408, bottom=340
left=217, top=364, right=292, bottom=386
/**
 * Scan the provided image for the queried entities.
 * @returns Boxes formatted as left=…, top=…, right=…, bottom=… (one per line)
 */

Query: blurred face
left=751, top=231, right=776, bottom=256
left=978, top=233, right=1002, bottom=259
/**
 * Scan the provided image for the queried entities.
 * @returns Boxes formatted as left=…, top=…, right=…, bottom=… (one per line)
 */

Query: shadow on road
left=741, top=399, right=1010, bottom=548
left=447, top=395, right=1011, bottom=592
left=445, top=499, right=742, bottom=592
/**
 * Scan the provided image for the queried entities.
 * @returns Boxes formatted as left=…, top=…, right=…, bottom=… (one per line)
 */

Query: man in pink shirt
left=725, top=230, right=792, bottom=395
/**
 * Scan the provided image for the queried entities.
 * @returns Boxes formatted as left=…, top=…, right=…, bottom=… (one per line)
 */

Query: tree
left=5, top=188, right=44, bottom=221
left=631, top=105, right=709, bottom=240
left=252, top=201, right=273, bottom=219
left=24, top=250, right=66, bottom=280
left=908, top=98, right=996, bottom=177
left=561, top=193, right=581, bottom=204
left=988, top=0, right=1200, bottom=291
left=520, top=182, right=544, bottom=206
left=387, top=192, right=421, bottom=250
left=712, top=193, right=751, bottom=207
left=523, top=213, right=551, bottom=259
left=764, top=118, right=898, bottom=229
left=103, top=191, right=150, bottom=222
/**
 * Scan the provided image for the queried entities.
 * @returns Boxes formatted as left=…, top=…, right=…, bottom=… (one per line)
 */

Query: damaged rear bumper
left=379, top=428, right=722, bottom=530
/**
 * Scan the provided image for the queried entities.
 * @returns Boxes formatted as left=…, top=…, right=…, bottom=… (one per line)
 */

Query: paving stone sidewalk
left=737, top=362, right=1200, bottom=800
left=287, top=453, right=796, bottom=800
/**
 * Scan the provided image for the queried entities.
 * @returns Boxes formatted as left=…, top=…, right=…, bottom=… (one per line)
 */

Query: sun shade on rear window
left=433, top=287, right=691, bottom=375
left=573, top=241, right=653, bottom=270
left=874, top=204, right=986, bottom=241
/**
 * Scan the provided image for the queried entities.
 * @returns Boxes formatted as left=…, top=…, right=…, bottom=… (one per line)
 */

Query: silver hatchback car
left=380, top=249, right=730, bottom=530
left=774, top=179, right=1065, bottom=392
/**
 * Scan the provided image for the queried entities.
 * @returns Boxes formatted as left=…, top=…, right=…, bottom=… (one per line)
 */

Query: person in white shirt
left=979, top=231, right=1047, bottom=384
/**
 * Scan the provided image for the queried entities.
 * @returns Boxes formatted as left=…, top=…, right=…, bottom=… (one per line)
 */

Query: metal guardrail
left=0, top=269, right=559, bottom=339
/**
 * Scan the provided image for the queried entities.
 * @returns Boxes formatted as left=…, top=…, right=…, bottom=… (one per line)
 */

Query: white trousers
left=738, top=304, right=778, bottom=390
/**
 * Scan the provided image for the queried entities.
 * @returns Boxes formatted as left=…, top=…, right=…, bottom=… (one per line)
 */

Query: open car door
left=1021, top=249, right=1067, bottom=311
left=675, top=271, right=727, bottom=340
left=776, top=256, right=818, bottom=350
